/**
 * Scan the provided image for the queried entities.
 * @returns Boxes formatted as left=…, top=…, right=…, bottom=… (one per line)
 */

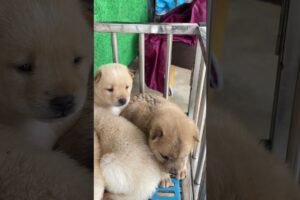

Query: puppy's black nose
left=118, top=98, right=127, bottom=106
left=50, top=95, right=74, bottom=115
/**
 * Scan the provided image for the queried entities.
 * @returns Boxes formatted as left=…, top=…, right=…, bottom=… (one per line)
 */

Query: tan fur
left=121, top=93, right=198, bottom=184
left=207, top=105, right=300, bottom=200
left=0, top=0, right=92, bottom=199
left=94, top=63, right=133, bottom=115
left=94, top=107, right=161, bottom=200
left=54, top=72, right=93, bottom=169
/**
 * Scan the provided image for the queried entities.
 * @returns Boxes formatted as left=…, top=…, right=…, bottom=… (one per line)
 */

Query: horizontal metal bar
left=95, top=22, right=201, bottom=35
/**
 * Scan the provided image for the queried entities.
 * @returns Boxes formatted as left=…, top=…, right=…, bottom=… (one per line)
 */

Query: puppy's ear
left=128, top=69, right=135, bottom=78
left=193, top=135, right=200, bottom=143
left=150, top=128, right=163, bottom=142
left=193, top=126, right=200, bottom=143
left=94, top=70, right=102, bottom=83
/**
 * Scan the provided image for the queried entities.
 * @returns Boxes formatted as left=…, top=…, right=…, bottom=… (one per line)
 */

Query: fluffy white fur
left=94, top=107, right=161, bottom=200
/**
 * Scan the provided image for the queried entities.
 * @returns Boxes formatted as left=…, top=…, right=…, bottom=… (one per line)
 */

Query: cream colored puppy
left=121, top=93, right=199, bottom=187
left=94, top=107, right=161, bottom=200
left=94, top=63, right=133, bottom=115
left=0, top=0, right=93, bottom=199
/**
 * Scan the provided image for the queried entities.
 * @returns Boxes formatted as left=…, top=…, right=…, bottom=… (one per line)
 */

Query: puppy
left=121, top=93, right=199, bottom=187
left=207, top=105, right=300, bottom=200
left=0, top=0, right=92, bottom=149
left=94, top=63, right=133, bottom=115
left=94, top=107, right=161, bottom=200
left=0, top=0, right=93, bottom=199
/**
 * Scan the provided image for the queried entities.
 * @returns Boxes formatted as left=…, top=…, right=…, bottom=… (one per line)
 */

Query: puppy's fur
left=121, top=93, right=198, bottom=186
left=0, top=0, right=93, bottom=199
left=54, top=72, right=93, bottom=169
left=207, top=105, right=300, bottom=200
left=0, top=0, right=92, bottom=149
left=94, top=107, right=161, bottom=200
left=94, top=63, right=133, bottom=115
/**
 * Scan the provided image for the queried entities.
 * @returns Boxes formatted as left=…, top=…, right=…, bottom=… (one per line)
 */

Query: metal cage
left=94, top=22, right=207, bottom=200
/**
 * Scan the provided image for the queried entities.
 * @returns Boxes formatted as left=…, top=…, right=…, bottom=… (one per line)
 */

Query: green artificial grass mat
left=94, top=0, right=148, bottom=72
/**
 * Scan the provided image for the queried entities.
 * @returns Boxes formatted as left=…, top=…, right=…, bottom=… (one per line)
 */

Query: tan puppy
left=207, top=105, right=300, bottom=200
left=0, top=0, right=93, bottom=199
left=94, top=63, right=133, bottom=115
left=121, top=93, right=199, bottom=187
left=0, top=0, right=92, bottom=149
left=94, top=107, right=161, bottom=200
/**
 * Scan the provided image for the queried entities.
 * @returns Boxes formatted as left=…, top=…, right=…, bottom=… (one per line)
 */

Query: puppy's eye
left=17, top=63, right=33, bottom=73
left=160, top=153, right=169, bottom=161
left=73, top=56, right=82, bottom=65
left=106, top=88, right=114, bottom=92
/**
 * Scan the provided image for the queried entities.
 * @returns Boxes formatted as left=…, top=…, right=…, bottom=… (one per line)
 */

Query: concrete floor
left=130, top=63, right=191, bottom=112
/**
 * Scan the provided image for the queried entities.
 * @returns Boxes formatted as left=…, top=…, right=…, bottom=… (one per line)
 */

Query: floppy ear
left=94, top=69, right=102, bottom=83
left=193, top=135, right=200, bottom=143
left=128, top=69, right=135, bottom=78
left=150, top=128, right=163, bottom=142
left=193, top=126, right=200, bottom=143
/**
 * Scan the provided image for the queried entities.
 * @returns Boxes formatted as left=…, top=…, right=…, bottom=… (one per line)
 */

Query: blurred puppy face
left=149, top=110, right=199, bottom=179
left=94, top=63, right=133, bottom=110
left=0, top=0, right=92, bottom=120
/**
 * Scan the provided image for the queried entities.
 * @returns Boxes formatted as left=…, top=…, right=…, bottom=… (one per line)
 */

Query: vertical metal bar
left=194, top=143, right=206, bottom=184
left=194, top=143, right=206, bottom=198
left=188, top=40, right=202, bottom=118
left=111, top=32, right=118, bottom=63
left=198, top=176, right=206, bottom=200
left=193, top=98, right=206, bottom=159
left=164, top=34, right=173, bottom=99
left=139, top=33, right=145, bottom=93
left=193, top=60, right=206, bottom=123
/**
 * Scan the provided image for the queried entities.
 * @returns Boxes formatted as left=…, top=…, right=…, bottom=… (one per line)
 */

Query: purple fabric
left=145, top=0, right=206, bottom=93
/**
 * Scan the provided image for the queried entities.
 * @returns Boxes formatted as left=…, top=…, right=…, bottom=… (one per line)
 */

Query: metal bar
left=95, top=22, right=201, bottom=34
left=271, top=0, right=300, bottom=161
left=198, top=175, right=206, bottom=200
left=111, top=32, right=118, bottom=63
left=194, top=143, right=206, bottom=199
left=188, top=39, right=202, bottom=119
left=163, top=34, right=173, bottom=99
left=139, top=33, right=145, bottom=93
left=193, top=60, right=206, bottom=123
left=182, top=160, right=193, bottom=200
left=193, top=98, right=206, bottom=160
left=194, top=143, right=206, bottom=184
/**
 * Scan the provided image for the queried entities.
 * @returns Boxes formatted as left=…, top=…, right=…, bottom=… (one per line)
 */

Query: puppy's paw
left=160, top=177, right=173, bottom=188
left=177, top=168, right=187, bottom=180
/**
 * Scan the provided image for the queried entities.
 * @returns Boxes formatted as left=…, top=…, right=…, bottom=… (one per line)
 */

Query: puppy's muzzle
left=50, top=95, right=75, bottom=117
left=117, top=98, right=127, bottom=106
left=169, top=168, right=177, bottom=176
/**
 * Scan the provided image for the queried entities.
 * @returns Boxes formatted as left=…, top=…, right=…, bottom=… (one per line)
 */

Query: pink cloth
left=145, top=0, right=206, bottom=93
